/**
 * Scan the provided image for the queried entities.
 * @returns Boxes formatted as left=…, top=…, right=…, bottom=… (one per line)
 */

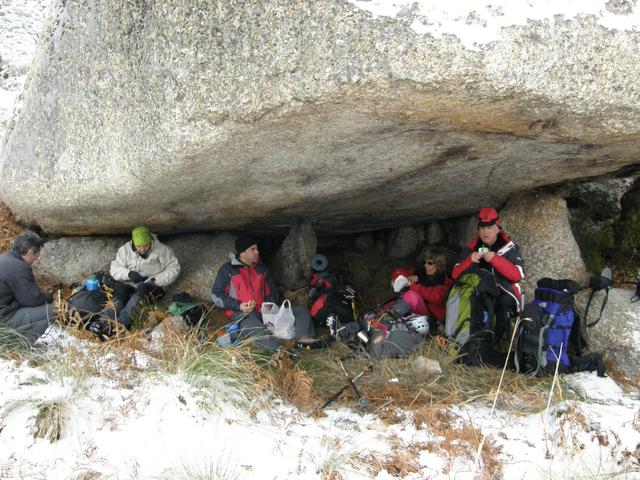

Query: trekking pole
left=542, top=342, right=564, bottom=458
left=321, top=363, right=373, bottom=410
left=337, top=359, right=367, bottom=407
left=472, top=315, right=521, bottom=477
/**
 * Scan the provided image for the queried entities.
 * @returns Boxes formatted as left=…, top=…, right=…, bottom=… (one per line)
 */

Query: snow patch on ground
left=1, top=328, right=639, bottom=479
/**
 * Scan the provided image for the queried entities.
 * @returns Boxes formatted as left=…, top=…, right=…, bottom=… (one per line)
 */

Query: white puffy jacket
left=110, top=234, right=180, bottom=287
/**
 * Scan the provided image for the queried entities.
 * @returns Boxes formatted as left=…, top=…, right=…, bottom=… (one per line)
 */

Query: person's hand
left=408, top=275, right=418, bottom=284
left=471, top=252, right=482, bottom=263
left=128, top=271, right=148, bottom=283
left=135, top=282, right=154, bottom=297
left=483, top=252, right=496, bottom=262
left=239, top=300, right=256, bottom=312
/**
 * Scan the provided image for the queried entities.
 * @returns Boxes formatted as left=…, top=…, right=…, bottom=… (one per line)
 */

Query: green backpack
left=445, top=273, right=483, bottom=344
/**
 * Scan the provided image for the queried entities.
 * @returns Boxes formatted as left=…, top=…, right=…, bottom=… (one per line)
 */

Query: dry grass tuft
left=296, top=338, right=559, bottom=417
left=261, top=352, right=316, bottom=409
left=603, top=355, right=640, bottom=390
left=34, top=399, right=69, bottom=442
left=414, top=408, right=503, bottom=479
left=0, top=325, right=31, bottom=356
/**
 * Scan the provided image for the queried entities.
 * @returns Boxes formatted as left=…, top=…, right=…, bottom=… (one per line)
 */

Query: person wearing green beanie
left=131, top=226, right=152, bottom=249
left=107, top=226, right=180, bottom=328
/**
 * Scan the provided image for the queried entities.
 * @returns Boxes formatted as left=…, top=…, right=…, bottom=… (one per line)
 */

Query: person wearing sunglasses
left=408, top=247, right=453, bottom=331
left=389, top=246, right=453, bottom=334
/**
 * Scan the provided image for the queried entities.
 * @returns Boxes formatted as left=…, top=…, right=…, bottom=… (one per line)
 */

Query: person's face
left=423, top=258, right=438, bottom=275
left=478, top=224, right=500, bottom=246
left=135, top=243, right=151, bottom=256
left=23, top=248, right=41, bottom=266
left=239, top=244, right=260, bottom=265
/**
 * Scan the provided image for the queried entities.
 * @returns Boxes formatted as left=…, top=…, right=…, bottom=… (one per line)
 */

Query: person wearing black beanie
left=235, top=236, right=258, bottom=257
left=210, top=234, right=316, bottom=351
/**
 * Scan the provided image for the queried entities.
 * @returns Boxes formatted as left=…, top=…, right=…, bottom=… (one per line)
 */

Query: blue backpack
left=515, top=278, right=581, bottom=376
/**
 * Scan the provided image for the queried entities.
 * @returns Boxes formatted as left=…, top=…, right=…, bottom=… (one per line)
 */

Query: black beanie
left=235, top=235, right=258, bottom=255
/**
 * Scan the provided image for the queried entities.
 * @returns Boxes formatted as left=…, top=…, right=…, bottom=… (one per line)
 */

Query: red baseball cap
left=478, top=208, right=501, bottom=227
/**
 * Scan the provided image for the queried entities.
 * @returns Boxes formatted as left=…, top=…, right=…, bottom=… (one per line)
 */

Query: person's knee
left=235, top=312, right=279, bottom=351
left=292, top=306, right=315, bottom=337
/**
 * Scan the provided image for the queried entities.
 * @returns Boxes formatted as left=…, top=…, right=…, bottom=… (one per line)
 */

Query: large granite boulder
left=1, top=1, right=639, bottom=235
left=500, top=193, right=589, bottom=296
left=272, top=222, right=317, bottom=291
left=577, top=287, right=640, bottom=381
left=568, top=178, right=635, bottom=219
left=386, top=226, right=419, bottom=259
left=34, top=236, right=127, bottom=285
left=164, top=232, right=235, bottom=301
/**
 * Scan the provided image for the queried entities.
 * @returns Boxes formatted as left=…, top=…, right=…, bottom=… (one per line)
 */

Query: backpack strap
left=584, top=287, right=609, bottom=327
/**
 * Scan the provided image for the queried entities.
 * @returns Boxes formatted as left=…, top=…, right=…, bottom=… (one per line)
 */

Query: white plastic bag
left=261, top=302, right=279, bottom=330
left=273, top=300, right=296, bottom=339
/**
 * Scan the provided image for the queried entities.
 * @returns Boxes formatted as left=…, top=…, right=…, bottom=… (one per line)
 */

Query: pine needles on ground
left=296, top=337, right=563, bottom=416
left=0, top=202, right=23, bottom=253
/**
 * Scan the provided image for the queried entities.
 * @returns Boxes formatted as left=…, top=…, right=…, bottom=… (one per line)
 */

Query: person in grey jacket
left=0, top=230, right=54, bottom=343
left=108, top=226, right=180, bottom=327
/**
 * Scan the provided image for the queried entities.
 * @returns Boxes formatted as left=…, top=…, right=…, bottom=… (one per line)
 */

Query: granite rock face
left=1, top=1, right=639, bottom=235
left=272, top=222, right=317, bottom=291
left=34, top=236, right=127, bottom=285
left=386, top=226, right=419, bottom=259
left=500, top=193, right=589, bottom=296
left=577, top=288, right=640, bottom=380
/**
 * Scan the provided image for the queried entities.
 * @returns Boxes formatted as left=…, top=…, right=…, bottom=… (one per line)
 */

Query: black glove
left=136, top=282, right=155, bottom=297
left=128, top=271, right=147, bottom=283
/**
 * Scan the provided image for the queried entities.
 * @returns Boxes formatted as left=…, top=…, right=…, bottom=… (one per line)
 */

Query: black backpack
left=308, top=271, right=357, bottom=327
left=67, top=287, right=108, bottom=327
left=360, top=311, right=424, bottom=359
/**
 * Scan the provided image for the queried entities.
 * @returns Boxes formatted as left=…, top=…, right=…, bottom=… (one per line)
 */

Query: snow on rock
left=0, top=0, right=50, bottom=141
left=347, top=0, right=640, bottom=50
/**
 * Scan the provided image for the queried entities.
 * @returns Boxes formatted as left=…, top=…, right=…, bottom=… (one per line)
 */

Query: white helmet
left=406, top=315, right=429, bottom=336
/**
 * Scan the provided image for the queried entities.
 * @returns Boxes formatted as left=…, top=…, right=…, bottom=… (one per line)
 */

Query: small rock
left=354, top=232, right=374, bottom=251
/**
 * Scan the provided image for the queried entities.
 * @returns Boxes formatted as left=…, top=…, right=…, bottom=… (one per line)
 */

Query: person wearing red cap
left=452, top=208, right=524, bottom=344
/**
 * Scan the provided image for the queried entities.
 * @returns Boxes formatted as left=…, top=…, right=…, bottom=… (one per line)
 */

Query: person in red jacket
left=452, top=208, right=524, bottom=344
left=391, top=246, right=453, bottom=333
left=211, top=236, right=315, bottom=351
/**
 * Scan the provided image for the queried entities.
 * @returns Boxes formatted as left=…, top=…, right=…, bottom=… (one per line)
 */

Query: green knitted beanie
left=131, top=226, right=152, bottom=247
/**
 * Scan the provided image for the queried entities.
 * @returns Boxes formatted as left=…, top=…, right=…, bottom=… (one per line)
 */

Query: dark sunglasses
left=424, top=260, right=435, bottom=265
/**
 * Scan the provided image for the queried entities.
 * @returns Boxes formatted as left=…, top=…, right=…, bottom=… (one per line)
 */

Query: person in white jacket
left=108, top=226, right=180, bottom=327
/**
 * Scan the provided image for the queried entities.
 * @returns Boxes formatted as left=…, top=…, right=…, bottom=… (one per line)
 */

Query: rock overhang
left=0, top=0, right=639, bottom=235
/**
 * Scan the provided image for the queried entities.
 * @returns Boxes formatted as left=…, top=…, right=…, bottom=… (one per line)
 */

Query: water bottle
left=217, top=324, right=239, bottom=347
left=482, top=310, right=489, bottom=325
left=228, top=323, right=239, bottom=344
left=84, top=276, right=100, bottom=291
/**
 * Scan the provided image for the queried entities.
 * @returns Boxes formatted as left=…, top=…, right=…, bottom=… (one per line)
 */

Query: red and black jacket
left=452, top=231, right=525, bottom=312
left=211, top=253, right=279, bottom=318
left=391, top=267, right=453, bottom=322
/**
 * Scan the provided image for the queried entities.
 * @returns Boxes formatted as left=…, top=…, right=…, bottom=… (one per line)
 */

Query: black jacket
left=0, top=251, right=52, bottom=322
